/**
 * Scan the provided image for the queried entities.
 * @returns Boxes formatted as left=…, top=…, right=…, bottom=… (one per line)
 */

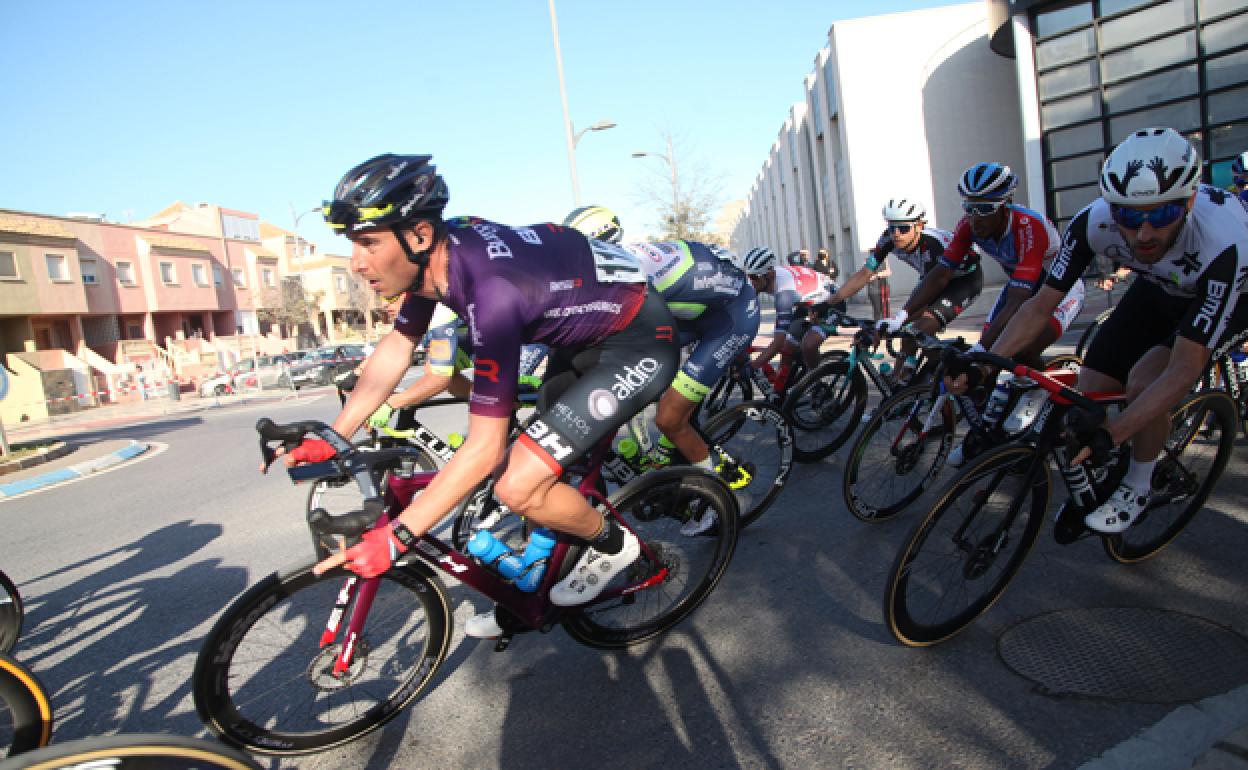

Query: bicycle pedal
left=493, top=632, right=514, bottom=653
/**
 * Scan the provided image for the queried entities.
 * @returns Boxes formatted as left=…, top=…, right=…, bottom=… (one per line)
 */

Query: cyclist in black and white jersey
left=989, top=128, right=1248, bottom=533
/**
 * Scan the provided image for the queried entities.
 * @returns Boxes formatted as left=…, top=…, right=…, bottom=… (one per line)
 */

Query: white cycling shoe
left=464, top=607, right=504, bottom=639
left=1084, top=483, right=1149, bottom=534
left=550, top=530, right=641, bottom=606
left=681, top=510, right=719, bottom=537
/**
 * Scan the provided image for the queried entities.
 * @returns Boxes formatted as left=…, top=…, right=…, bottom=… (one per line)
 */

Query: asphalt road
left=2, top=381, right=1247, bottom=769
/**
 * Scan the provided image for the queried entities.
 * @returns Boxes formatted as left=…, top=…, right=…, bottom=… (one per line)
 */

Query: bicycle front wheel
left=0, top=652, right=54, bottom=759
left=1104, top=390, right=1237, bottom=564
left=563, top=468, right=738, bottom=649
left=0, top=571, right=22, bottom=654
left=885, top=443, right=1049, bottom=646
left=700, top=371, right=754, bottom=423
left=193, top=563, right=451, bottom=755
left=0, top=734, right=263, bottom=769
left=843, top=384, right=955, bottom=523
left=784, top=358, right=867, bottom=462
left=701, top=401, right=794, bottom=529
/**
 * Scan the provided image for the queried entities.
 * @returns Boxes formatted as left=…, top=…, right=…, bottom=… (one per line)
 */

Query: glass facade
left=1032, top=0, right=1248, bottom=229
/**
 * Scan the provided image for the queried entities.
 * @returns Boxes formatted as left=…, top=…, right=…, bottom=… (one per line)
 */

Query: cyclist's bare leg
left=494, top=443, right=602, bottom=539
left=655, top=388, right=708, bottom=464
left=448, top=372, right=472, bottom=399
left=799, top=328, right=826, bottom=371
left=1122, top=346, right=1171, bottom=463
left=901, top=309, right=942, bottom=361
left=1016, top=325, right=1059, bottom=370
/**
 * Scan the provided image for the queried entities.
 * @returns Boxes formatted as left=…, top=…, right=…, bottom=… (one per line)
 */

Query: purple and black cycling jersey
left=394, top=217, right=647, bottom=417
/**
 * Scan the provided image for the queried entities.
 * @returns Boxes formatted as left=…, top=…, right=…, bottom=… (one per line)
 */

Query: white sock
left=1124, top=458, right=1157, bottom=493
left=695, top=456, right=714, bottom=470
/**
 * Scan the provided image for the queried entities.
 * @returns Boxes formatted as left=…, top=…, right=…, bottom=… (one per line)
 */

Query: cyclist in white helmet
left=990, top=127, right=1248, bottom=533
left=739, top=246, right=842, bottom=381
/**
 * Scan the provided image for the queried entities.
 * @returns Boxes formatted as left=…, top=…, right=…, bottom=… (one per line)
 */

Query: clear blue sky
left=0, top=0, right=953, bottom=254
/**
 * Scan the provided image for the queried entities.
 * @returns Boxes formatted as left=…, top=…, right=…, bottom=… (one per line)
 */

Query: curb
left=0, top=440, right=150, bottom=499
left=0, top=441, right=71, bottom=477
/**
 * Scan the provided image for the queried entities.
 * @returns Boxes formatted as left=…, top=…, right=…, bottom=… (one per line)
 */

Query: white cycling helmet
left=739, top=246, right=777, bottom=276
left=1100, top=127, right=1202, bottom=206
left=882, top=198, right=926, bottom=222
left=563, top=205, right=623, bottom=243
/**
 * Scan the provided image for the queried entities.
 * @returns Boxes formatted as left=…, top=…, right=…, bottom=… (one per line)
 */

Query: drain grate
left=997, top=607, right=1248, bottom=703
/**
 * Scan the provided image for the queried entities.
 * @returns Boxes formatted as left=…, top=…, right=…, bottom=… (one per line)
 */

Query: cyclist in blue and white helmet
left=739, top=246, right=777, bottom=276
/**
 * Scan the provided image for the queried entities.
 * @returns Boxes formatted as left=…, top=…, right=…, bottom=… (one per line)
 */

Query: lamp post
left=631, top=135, right=679, bottom=192
left=548, top=0, right=616, bottom=205
left=288, top=204, right=321, bottom=347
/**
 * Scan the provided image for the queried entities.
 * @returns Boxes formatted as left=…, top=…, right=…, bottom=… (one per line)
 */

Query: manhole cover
left=998, top=607, right=1248, bottom=703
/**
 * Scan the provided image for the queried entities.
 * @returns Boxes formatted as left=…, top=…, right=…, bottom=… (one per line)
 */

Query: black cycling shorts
left=921, top=269, right=983, bottom=328
left=520, top=290, right=679, bottom=473
left=1085, top=277, right=1248, bottom=385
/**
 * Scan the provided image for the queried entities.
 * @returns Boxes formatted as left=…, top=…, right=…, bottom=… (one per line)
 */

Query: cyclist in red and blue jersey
left=889, top=163, right=1085, bottom=366
left=564, top=207, right=759, bottom=534
left=295, top=154, right=680, bottom=638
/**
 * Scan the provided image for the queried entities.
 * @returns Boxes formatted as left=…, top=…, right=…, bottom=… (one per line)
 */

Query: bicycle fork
left=319, top=574, right=381, bottom=677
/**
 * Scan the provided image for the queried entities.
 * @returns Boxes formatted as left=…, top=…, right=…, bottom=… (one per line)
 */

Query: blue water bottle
left=499, top=529, right=557, bottom=593
left=466, top=530, right=513, bottom=567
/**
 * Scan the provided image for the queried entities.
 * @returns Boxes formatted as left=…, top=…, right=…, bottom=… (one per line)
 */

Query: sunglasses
left=887, top=223, right=914, bottom=235
left=961, top=200, right=1006, bottom=217
left=1110, top=202, right=1186, bottom=230
left=322, top=200, right=395, bottom=232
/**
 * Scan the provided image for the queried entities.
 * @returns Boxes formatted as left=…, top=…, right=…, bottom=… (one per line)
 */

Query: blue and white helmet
left=739, top=246, right=777, bottom=276
left=958, top=163, right=1017, bottom=200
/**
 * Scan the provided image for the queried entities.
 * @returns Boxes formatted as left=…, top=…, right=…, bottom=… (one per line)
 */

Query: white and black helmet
left=958, top=163, right=1018, bottom=200
left=1100, top=127, right=1202, bottom=206
left=882, top=198, right=926, bottom=222
left=739, top=246, right=777, bottom=276
left=563, top=205, right=623, bottom=243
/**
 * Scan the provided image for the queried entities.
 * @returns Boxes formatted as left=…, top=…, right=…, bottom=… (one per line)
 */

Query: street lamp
left=288, top=203, right=321, bottom=346
left=548, top=0, right=616, bottom=205
left=631, top=135, right=679, bottom=192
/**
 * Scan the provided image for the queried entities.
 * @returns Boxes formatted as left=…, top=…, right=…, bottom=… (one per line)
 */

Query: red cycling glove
left=290, top=438, right=335, bottom=464
left=342, top=524, right=408, bottom=578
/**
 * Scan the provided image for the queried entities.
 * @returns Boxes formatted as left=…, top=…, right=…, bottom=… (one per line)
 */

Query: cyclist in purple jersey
left=292, top=154, right=679, bottom=635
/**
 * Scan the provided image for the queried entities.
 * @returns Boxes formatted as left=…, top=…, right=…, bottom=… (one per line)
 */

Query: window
left=334, top=273, right=347, bottom=294
left=262, top=267, right=275, bottom=288
left=117, top=261, right=136, bottom=285
left=0, top=251, right=16, bottom=279
left=231, top=268, right=245, bottom=287
left=192, top=263, right=208, bottom=287
left=159, top=261, right=177, bottom=285
left=213, top=264, right=223, bottom=287
left=80, top=257, right=98, bottom=285
left=45, top=253, right=68, bottom=281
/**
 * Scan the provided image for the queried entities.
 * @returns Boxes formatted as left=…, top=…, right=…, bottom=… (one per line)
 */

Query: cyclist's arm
left=331, top=330, right=418, bottom=439
left=751, top=331, right=788, bottom=369
left=828, top=263, right=876, bottom=305
left=902, top=263, right=955, bottom=315
left=387, top=362, right=454, bottom=410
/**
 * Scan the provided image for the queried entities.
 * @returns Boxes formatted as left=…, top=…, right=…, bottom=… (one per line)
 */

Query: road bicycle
left=843, top=334, right=1082, bottom=523
left=0, top=653, right=53, bottom=760
left=0, top=572, right=22, bottom=655
left=883, top=349, right=1238, bottom=647
left=0, top=734, right=263, bottom=769
left=193, top=417, right=739, bottom=755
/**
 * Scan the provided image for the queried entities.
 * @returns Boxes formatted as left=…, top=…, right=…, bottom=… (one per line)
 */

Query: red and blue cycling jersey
left=939, top=205, right=1059, bottom=291
left=394, top=217, right=647, bottom=417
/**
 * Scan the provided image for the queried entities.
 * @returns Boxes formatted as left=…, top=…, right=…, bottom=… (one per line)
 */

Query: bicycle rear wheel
left=193, top=563, right=451, bottom=755
left=0, top=571, right=22, bottom=654
left=783, top=358, right=867, bottom=462
left=843, top=384, right=955, bottom=522
left=0, top=734, right=262, bottom=769
left=885, top=444, right=1050, bottom=646
left=700, top=371, right=754, bottom=422
left=1075, top=308, right=1112, bottom=359
left=562, top=468, right=738, bottom=649
left=0, top=652, right=54, bottom=759
left=700, top=401, right=793, bottom=529
left=1103, top=390, right=1237, bottom=564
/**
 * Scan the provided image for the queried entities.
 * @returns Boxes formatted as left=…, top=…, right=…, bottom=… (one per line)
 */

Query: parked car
left=199, top=372, right=236, bottom=397
left=288, top=344, right=367, bottom=388
left=230, top=354, right=297, bottom=390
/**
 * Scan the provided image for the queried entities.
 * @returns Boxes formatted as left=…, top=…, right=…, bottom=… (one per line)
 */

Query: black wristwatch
left=390, top=521, right=417, bottom=549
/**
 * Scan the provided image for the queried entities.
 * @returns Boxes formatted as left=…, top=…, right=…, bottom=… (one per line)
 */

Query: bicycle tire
left=700, top=401, right=794, bottom=529
left=562, top=468, right=738, bottom=649
left=884, top=443, right=1050, bottom=646
left=1103, top=390, right=1237, bottom=564
left=1074, top=308, right=1112, bottom=359
left=700, top=370, right=754, bottom=422
left=0, top=572, right=22, bottom=655
left=0, top=653, right=53, bottom=758
left=843, top=384, right=955, bottom=523
left=193, top=562, right=452, bottom=755
left=783, top=357, right=867, bottom=462
left=0, top=734, right=263, bottom=769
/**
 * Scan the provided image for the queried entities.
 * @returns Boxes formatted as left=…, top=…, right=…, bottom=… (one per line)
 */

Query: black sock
left=591, top=518, right=624, bottom=555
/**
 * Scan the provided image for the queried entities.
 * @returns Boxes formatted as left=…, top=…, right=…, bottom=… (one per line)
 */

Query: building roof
left=0, top=213, right=76, bottom=239
left=141, top=234, right=211, bottom=253
left=259, top=222, right=295, bottom=239
left=246, top=245, right=282, bottom=260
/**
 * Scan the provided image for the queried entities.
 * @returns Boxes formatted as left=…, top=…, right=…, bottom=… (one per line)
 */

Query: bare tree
left=258, top=278, right=322, bottom=341
left=346, top=273, right=379, bottom=339
left=634, top=129, right=727, bottom=244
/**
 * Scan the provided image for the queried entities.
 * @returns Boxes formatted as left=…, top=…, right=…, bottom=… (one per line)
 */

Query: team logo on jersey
left=1173, top=251, right=1201, bottom=276
left=611, top=357, right=661, bottom=401
left=473, top=222, right=514, bottom=260
left=429, top=339, right=452, bottom=361
left=474, top=358, right=499, bottom=383
left=587, top=389, right=618, bottom=420
left=525, top=419, right=574, bottom=462
left=1193, top=280, right=1229, bottom=334
left=550, top=278, right=583, bottom=292
left=513, top=226, right=542, bottom=245
left=656, top=326, right=673, bottom=341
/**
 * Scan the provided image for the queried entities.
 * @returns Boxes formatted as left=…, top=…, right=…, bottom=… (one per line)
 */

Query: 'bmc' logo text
left=611, top=358, right=660, bottom=401
left=1192, top=280, right=1229, bottom=334
left=525, top=419, right=574, bottom=462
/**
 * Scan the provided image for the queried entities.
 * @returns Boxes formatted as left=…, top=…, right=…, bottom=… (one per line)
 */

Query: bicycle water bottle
left=466, top=530, right=513, bottom=567
left=448, top=432, right=465, bottom=450
left=983, top=372, right=1014, bottom=427
left=499, top=529, right=557, bottom=593
left=616, top=437, right=642, bottom=469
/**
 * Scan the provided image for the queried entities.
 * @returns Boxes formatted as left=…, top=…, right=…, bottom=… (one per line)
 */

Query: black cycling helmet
left=323, top=154, right=448, bottom=234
